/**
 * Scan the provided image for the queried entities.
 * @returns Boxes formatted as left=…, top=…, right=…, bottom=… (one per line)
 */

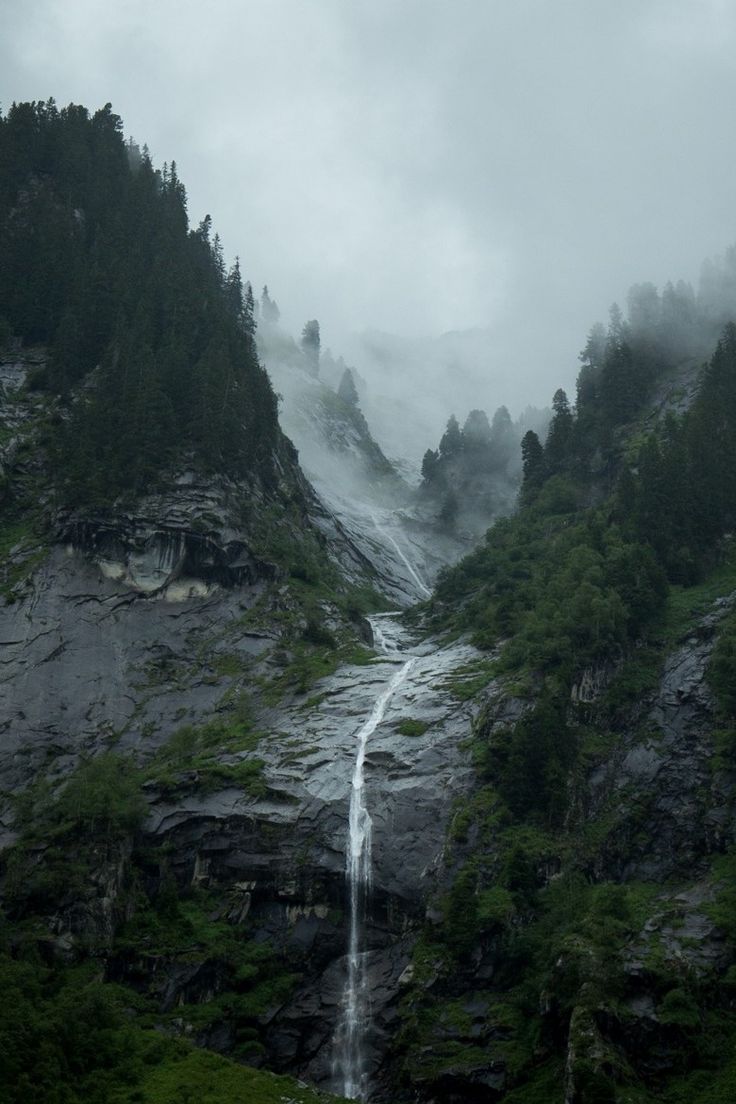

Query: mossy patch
left=395, top=718, right=430, bottom=737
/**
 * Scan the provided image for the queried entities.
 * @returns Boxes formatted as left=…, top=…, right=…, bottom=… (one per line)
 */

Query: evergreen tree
left=544, top=388, right=573, bottom=471
left=244, top=281, right=256, bottom=337
left=599, top=305, right=638, bottom=426
left=462, top=409, right=492, bottom=447
left=488, top=405, right=516, bottom=471
left=520, top=430, right=544, bottom=502
left=260, top=285, right=280, bottom=326
left=0, top=99, right=280, bottom=502
left=439, top=414, right=462, bottom=458
left=225, top=259, right=245, bottom=329
left=577, top=322, right=606, bottom=413
left=490, top=405, right=514, bottom=442
left=301, top=319, right=320, bottom=377
left=421, top=448, right=440, bottom=483
left=337, top=367, right=359, bottom=406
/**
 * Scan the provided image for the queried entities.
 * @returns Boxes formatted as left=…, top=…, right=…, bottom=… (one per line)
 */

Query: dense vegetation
left=5, top=97, right=736, bottom=1104
left=398, top=266, right=736, bottom=1101
left=0, top=948, right=340, bottom=1104
left=0, top=99, right=278, bottom=501
left=0, top=745, right=346, bottom=1104
left=419, top=405, right=549, bottom=532
left=432, top=278, right=736, bottom=802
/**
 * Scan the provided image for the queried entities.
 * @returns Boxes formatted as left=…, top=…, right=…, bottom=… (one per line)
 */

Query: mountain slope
left=5, top=97, right=736, bottom=1104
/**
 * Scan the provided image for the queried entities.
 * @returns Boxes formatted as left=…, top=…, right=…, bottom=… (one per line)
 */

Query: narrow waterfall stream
left=333, top=615, right=417, bottom=1101
left=369, top=511, right=432, bottom=600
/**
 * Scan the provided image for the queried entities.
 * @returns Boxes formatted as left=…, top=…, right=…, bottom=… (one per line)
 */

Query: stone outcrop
left=0, top=354, right=485, bottom=1093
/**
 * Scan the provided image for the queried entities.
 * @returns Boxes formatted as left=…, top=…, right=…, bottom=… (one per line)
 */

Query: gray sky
left=2, top=0, right=736, bottom=413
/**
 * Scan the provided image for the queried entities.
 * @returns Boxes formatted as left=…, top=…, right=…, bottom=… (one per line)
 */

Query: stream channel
left=316, top=612, right=481, bottom=1100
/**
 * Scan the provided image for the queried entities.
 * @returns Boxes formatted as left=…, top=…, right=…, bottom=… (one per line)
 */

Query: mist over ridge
left=3, top=0, right=736, bottom=418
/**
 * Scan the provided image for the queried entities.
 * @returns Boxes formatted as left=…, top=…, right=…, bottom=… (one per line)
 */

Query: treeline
left=520, top=322, right=736, bottom=587
left=615, top=324, right=736, bottom=582
left=521, top=264, right=736, bottom=500
left=420, top=405, right=548, bottom=532
left=404, top=265, right=736, bottom=1104
left=0, top=99, right=278, bottom=501
left=433, top=273, right=736, bottom=826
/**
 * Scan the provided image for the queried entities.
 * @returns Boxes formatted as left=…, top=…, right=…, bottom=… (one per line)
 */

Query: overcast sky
left=2, top=0, right=736, bottom=414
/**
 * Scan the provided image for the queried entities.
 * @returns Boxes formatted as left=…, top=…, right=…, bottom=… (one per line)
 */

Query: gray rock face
left=586, top=598, right=736, bottom=884
left=259, top=342, right=475, bottom=605
left=0, top=427, right=481, bottom=1092
left=0, top=540, right=273, bottom=807
left=142, top=615, right=481, bottom=1085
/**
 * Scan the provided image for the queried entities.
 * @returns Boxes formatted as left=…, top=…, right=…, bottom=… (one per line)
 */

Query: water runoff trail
left=369, top=511, right=432, bottom=600
left=332, top=613, right=417, bottom=1101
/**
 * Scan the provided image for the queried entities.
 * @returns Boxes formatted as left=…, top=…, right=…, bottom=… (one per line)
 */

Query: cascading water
left=333, top=616, right=416, bottom=1101
left=369, top=511, right=432, bottom=599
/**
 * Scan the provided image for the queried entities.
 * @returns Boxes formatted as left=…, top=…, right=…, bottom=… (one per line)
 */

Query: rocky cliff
left=386, top=577, right=736, bottom=1103
left=4, top=332, right=736, bottom=1104
left=0, top=347, right=489, bottom=1100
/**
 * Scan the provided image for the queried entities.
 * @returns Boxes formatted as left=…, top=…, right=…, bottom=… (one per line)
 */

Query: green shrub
left=396, top=718, right=429, bottom=737
left=708, top=613, right=736, bottom=717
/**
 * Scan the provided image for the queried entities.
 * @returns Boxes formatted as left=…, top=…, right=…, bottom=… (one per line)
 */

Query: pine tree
left=439, top=414, right=462, bottom=458
left=337, top=367, right=359, bottom=406
left=520, top=430, right=544, bottom=502
left=544, top=388, right=573, bottom=471
left=260, top=285, right=280, bottom=326
left=599, top=305, right=638, bottom=426
left=421, top=449, right=439, bottom=483
left=301, top=319, right=320, bottom=377
left=462, top=409, right=492, bottom=447
left=244, top=281, right=256, bottom=337
left=225, top=259, right=245, bottom=329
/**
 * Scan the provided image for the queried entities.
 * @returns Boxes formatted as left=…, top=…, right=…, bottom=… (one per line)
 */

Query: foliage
left=433, top=494, right=666, bottom=683
left=10, top=752, right=143, bottom=846
left=52, top=752, right=147, bottom=837
left=614, top=327, right=736, bottom=583
left=109, top=1038, right=346, bottom=1103
left=708, top=608, right=736, bottom=717
left=142, top=716, right=266, bottom=797
left=474, top=697, right=577, bottom=826
left=0, top=945, right=338, bottom=1104
left=0, top=100, right=279, bottom=503
left=337, top=366, right=359, bottom=406
left=395, top=718, right=430, bottom=737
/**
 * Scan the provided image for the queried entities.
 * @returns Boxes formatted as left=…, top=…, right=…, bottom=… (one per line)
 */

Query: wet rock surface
left=143, top=615, right=481, bottom=1086
left=0, top=453, right=481, bottom=1093
left=587, top=595, right=736, bottom=884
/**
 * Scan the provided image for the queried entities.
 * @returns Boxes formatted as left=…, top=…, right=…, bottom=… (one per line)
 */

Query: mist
left=3, top=0, right=736, bottom=425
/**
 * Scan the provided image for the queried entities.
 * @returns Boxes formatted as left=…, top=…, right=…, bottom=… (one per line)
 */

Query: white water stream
left=333, top=616, right=417, bottom=1100
left=369, top=511, right=432, bottom=599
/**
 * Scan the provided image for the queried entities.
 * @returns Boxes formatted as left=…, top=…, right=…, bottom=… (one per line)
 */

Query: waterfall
left=333, top=618, right=416, bottom=1101
left=369, top=511, right=432, bottom=599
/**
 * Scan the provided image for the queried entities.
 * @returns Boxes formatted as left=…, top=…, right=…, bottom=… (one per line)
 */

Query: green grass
left=260, top=642, right=375, bottom=703
left=143, top=716, right=267, bottom=797
left=658, top=542, right=736, bottom=645
left=441, top=658, right=497, bottom=700
left=109, top=1035, right=347, bottom=1103
left=0, top=513, right=47, bottom=601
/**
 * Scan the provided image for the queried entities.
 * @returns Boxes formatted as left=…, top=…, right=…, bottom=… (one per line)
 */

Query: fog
left=3, top=0, right=736, bottom=425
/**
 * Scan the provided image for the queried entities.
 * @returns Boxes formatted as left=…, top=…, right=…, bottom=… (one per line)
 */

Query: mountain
left=258, top=313, right=472, bottom=603
left=3, top=98, right=736, bottom=1104
left=390, top=291, right=736, bottom=1102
